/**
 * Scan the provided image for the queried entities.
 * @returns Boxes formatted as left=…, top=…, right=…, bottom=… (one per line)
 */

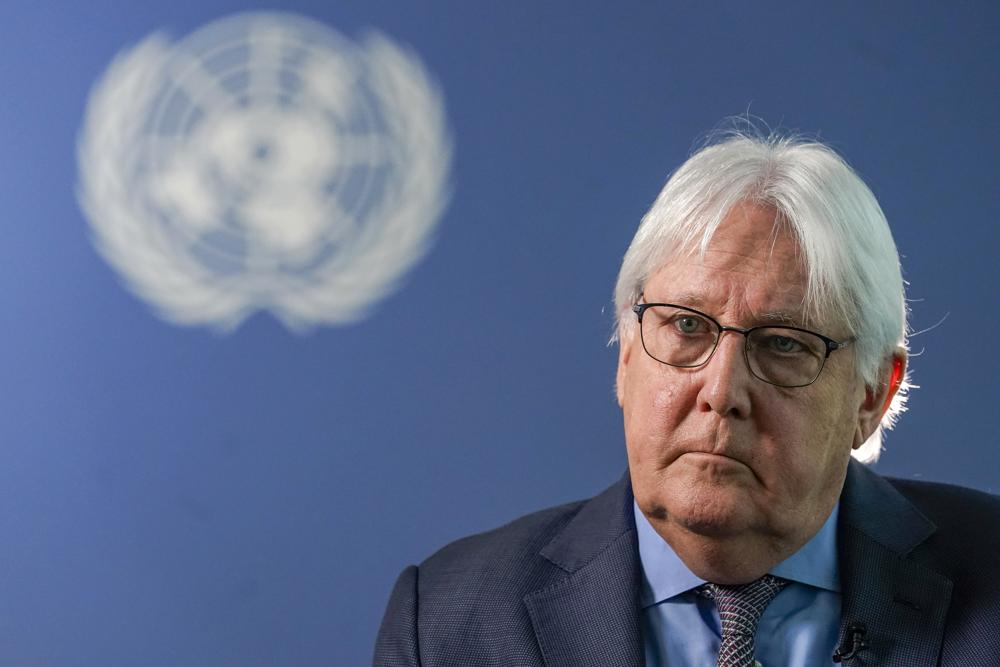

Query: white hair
left=612, top=130, right=909, bottom=463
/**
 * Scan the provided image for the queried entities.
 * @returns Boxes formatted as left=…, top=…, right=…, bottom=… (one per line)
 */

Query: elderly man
left=374, top=132, right=1000, bottom=666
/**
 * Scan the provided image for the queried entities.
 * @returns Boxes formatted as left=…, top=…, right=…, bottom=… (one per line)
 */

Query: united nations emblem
left=77, top=12, right=451, bottom=330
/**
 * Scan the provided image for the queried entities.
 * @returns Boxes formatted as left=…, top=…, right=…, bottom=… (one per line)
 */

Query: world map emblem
left=77, top=12, right=452, bottom=331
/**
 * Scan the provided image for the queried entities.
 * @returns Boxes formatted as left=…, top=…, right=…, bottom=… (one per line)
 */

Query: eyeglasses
left=631, top=302, right=853, bottom=388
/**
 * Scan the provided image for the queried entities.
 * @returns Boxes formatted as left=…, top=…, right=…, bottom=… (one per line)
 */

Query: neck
left=646, top=514, right=827, bottom=585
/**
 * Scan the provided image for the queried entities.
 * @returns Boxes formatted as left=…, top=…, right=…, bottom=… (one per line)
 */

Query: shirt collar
left=634, top=500, right=841, bottom=608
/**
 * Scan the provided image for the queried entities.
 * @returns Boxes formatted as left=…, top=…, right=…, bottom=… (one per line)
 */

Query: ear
left=615, top=325, right=635, bottom=408
left=854, top=350, right=906, bottom=449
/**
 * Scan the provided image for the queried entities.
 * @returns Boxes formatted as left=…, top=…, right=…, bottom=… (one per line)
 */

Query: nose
left=695, top=332, right=753, bottom=418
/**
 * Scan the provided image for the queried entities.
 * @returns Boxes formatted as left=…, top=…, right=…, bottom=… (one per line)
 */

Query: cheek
left=623, top=368, right=692, bottom=462
left=755, top=398, right=855, bottom=501
left=626, top=366, right=681, bottom=425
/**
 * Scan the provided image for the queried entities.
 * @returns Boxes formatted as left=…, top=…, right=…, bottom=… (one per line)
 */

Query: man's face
left=617, top=202, right=879, bottom=574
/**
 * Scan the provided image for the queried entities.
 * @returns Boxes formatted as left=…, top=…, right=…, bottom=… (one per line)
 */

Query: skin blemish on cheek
left=652, top=386, right=676, bottom=411
left=646, top=503, right=669, bottom=521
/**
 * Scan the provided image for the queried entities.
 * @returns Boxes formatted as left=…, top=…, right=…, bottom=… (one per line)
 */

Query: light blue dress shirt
left=635, top=501, right=841, bottom=667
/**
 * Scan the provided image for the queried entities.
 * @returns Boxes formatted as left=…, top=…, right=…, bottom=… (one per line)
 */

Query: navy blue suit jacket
left=375, top=460, right=1000, bottom=666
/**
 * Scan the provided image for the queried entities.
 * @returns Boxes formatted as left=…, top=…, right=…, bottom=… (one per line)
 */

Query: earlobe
left=855, top=351, right=906, bottom=448
left=880, top=355, right=905, bottom=416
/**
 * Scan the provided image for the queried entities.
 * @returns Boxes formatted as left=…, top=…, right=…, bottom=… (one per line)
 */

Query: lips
left=682, top=451, right=740, bottom=463
left=679, top=451, right=751, bottom=472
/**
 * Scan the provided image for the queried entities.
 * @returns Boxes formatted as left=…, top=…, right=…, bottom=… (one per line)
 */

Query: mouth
left=678, top=451, right=750, bottom=472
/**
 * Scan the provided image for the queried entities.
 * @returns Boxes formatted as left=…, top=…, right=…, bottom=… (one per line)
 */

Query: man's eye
left=673, top=316, right=704, bottom=334
left=766, top=335, right=804, bottom=354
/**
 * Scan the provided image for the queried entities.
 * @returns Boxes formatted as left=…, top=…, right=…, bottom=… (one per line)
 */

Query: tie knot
left=701, top=575, right=788, bottom=667
left=703, top=575, right=788, bottom=629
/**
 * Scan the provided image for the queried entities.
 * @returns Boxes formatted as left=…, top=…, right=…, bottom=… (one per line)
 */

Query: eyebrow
left=757, top=310, right=800, bottom=325
left=648, top=292, right=806, bottom=327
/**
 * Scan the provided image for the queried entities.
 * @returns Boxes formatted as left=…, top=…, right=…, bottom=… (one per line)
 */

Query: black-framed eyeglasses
left=632, top=301, right=853, bottom=388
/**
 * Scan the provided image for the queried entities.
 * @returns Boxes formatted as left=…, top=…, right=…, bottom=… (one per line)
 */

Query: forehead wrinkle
left=701, top=245, right=774, bottom=275
left=648, top=287, right=809, bottom=328
left=734, top=291, right=808, bottom=328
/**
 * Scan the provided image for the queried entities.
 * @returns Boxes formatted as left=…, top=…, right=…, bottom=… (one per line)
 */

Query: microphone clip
left=832, top=622, right=868, bottom=663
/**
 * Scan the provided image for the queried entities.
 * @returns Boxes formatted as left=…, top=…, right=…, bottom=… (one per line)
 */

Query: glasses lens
left=747, top=327, right=827, bottom=387
left=640, top=306, right=718, bottom=367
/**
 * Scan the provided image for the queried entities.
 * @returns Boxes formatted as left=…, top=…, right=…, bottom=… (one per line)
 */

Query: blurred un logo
left=76, top=12, right=451, bottom=331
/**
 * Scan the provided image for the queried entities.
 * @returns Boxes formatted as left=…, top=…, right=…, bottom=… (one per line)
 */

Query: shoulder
left=417, top=497, right=587, bottom=595
left=382, top=496, right=595, bottom=664
left=887, top=476, right=1000, bottom=511
left=883, top=478, right=1000, bottom=657
left=886, top=477, right=1000, bottom=551
left=885, top=477, right=1000, bottom=610
left=412, top=472, right=635, bottom=610
left=374, top=501, right=593, bottom=667
left=416, top=472, right=635, bottom=588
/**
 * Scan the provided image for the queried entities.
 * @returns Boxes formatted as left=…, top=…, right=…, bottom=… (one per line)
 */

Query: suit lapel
left=523, top=475, right=645, bottom=667
left=836, top=461, right=953, bottom=666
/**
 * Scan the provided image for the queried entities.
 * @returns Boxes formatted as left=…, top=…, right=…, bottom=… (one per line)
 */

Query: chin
left=664, top=487, right=755, bottom=538
left=673, top=512, right=751, bottom=539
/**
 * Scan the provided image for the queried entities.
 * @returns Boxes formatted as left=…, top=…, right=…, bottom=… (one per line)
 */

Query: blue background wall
left=1, top=2, right=997, bottom=664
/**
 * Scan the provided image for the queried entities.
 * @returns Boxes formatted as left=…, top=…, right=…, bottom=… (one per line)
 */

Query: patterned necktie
left=701, top=575, right=788, bottom=667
